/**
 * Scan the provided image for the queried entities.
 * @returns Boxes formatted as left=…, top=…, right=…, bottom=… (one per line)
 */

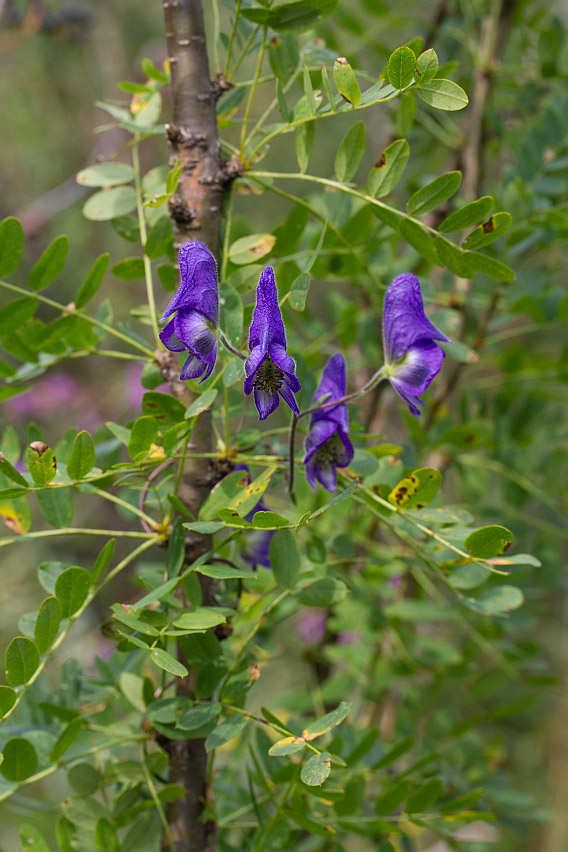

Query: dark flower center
left=254, top=357, right=284, bottom=394
left=313, top=430, right=343, bottom=465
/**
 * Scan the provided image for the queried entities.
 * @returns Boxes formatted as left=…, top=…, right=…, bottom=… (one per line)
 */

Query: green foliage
left=0, top=2, right=564, bottom=851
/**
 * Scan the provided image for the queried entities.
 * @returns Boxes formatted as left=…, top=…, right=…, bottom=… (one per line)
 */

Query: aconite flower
left=304, top=353, right=354, bottom=492
left=159, top=241, right=218, bottom=382
left=382, top=273, right=451, bottom=416
left=244, top=267, right=301, bottom=421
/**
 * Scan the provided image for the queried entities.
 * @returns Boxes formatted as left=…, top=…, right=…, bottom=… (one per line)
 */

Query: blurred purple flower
left=8, top=373, right=79, bottom=418
left=233, top=464, right=275, bottom=570
left=298, top=610, right=327, bottom=644
left=337, top=630, right=359, bottom=646
left=382, top=273, right=451, bottom=417
left=304, top=353, right=354, bottom=492
left=159, top=241, right=219, bottom=382
left=244, top=267, right=301, bottom=421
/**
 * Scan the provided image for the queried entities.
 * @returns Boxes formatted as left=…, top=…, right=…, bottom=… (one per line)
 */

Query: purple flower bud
left=159, top=241, right=219, bottom=383
left=382, top=273, right=451, bottom=416
left=244, top=267, right=301, bottom=421
left=304, top=353, right=354, bottom=492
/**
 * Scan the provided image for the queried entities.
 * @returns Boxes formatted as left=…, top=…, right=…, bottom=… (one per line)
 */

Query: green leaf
left=270, top=528, right=300, bottom=589
left=0, top=297, right=38, bottom=335
left=66, top=431, right=96, bottom=480
left=387, top=46, right=416, bottom=89
left=302, top=701, right=350, bottom=740
left=26, top=442, right=57, bottom=486
left=82, top=186, right=137, bottom=221
left=157, top=262, right=176, bottom=292
left=196, top=564, right=257, bottom=580
left=399, top=219, right=439, bottom=264
left=289, top=271, right=310, bottom=311
left=92, top=539, right=116, bottom=584
left=0, top=738, right=38, bottom=782
left=228, top=234, right=276, bottom=266
left=434, top=236, right=476, bottom=278
left=415, top=48, right=438, bottom=83
left=158, top=784, right=186, bottom=802
left=67, top=762, right=100, bottom=796
left=200, top=467, right=275, bottom=521
left=268, top=33, right=300, bottom=83
left=76, top=162, right=134, bottom=187
left=241, top=0, right=339, bottom=31
left=464, top=525, right=514, bottom=559
left=166, top=518, right=185, bottom=580
left=145, top=216, right=174, bottom=259
left=112, top=257, right=145, bottom=280
left=36, top=488, right=74, bottom=528
left=268, top=736, right=305, bottom=756
left=417, top=78, right=468, bottom=111
left=0, top=686, right=17, bottom=718
left=301, top=751, right=331, bottom=786
left=439, top=196, right=494, bottom=233
left=142, top=391, right=186, bottom=425
left=56, top=817, right=76, bottom=852
left=55, top=567, right=91, bottom=617
left=95, top=818, right=119, bottom=852
left=0, top=456, right=28, bottom=488
left=50, top=718, right=83, bottom=762
left=128, top=415, right=158, bottom=459
left=177, top=702, right=221, bottom=731
left=75, top=253, right=110, bottom=309
left=28, top=235, right=69, bottom=292
left=205, top=714, right=248, bottom=750
left=335, top=121, right=366, bottom=183
left=333, top=57, right=361, bottom=105
left=296, top=121, right=315, bottom=173
left=5, top=637, right=40, bottom=685
left=465, top=251, right=515, bottom=282
left=407, top=171, right=462, bottom=216
left=20, top=824, right=50, bottom=852
left=466, top=585, right=524, bottom=615
left=375, top=780, right=413, bottom=815
left=34, top=596, right=61, bottom=653
left=142, top=57, right=169, bottom=83
left=321, top=65, right=337, bottom=111
left=0, top=216, right=25, bottom=276
left=149, top=648, right=188, bottom=677
left=297, top=577, right=347, bottom=606
left=173, top=609, right=226, bottom=631
left=388, top=467, right=441, bottom=509
left=367, top=139, right=409, bottom=198
left=464, top=211, right=512, bottom=248
left=251, top=511, right=290, bottom=528
left=405, top=778, right=443, bottom=813
left=440, top=788, right=484, bottom=813
left=303, top=64, right=317, bottom=114
left=219, top=281, right=243, bottom=346
left=373, top=736, right=414, bottom=769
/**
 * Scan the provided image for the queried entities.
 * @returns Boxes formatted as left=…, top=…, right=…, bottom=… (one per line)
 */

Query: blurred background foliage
left=0, top=0, right=567, bottom=850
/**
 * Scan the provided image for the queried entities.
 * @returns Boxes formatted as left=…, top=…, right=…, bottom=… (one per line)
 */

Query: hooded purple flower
left=304, top=353, right=354, bottom=492
left=233, top=465, right=274, bottom=569
left=244, top=267, right=301, bottom=421
left=159, top=241, right=218, bottom=382
left=382, top=273, right=451, bottom=417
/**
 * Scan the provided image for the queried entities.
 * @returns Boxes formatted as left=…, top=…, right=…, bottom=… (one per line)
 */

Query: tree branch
left=159, top=2, right=230, bottom=850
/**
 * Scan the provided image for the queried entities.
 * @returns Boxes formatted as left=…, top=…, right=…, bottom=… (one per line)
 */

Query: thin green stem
left=246, top=84, right=407, bottom=161
left=220, top=330, right=247, bottom=360
left=249, top=170, right=435, bottom=235
left=223, top=385, right=231, bottom=451
left=220, top=184, right=234, bottom=280
left=240, top=28, right=266, bottom=158
left=210, top=0, right=221, bottom=76
left=0, top=279, right=154, bottom=356
left=244, top=61, right=302, bottom=150
left=232, top=24, right=260, bottom=78
left=141, top=747, right=178, bottom=852
left=133, top=135, right=160, bottom=346
left=251, top=769, right=298, bottom=852
left=224, top=0, right=242, bottom=76
left=90, top=486, right=158, bottom=527
left=253, top=177, right=383, bottom=290
left=0, top=528, right=156, bottom=549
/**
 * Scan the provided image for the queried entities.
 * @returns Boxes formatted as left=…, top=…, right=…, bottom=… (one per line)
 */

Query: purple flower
left=233, top=465, right=275, bottom=569
left=159, top=241, right=219, bottom=382
left=244, top=267, right=301, bottom=421
left=304, top=353, right=354, bottom=492
left=382, top=273, right=451, bottom=417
